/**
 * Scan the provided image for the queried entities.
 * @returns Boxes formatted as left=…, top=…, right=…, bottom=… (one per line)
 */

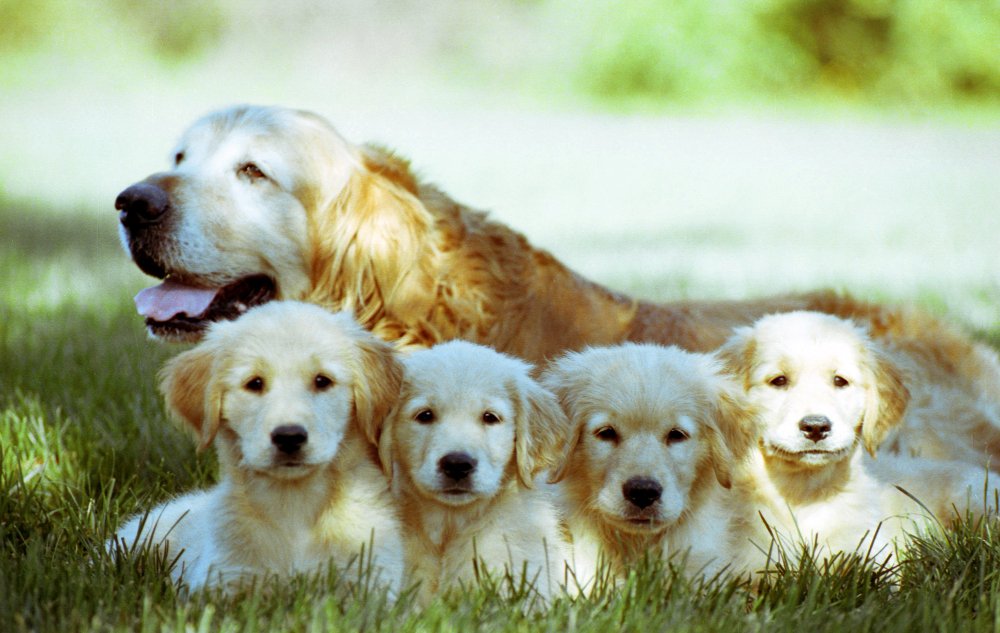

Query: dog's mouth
left=134, top=275, right=277, bottom=341
left=612, top=514, right=669, bottom=535
left=428, top=484, right=482, bottom=506
left=603, top=509, right=670, bottom=534
left=767, top=443, right=852, bottom=465
left=257, top=459, right=318, bottom=480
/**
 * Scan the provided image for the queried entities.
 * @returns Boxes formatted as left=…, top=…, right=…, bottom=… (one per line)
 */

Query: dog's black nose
left=271, top=425, right=308, bottom=454
left=799, top=415, right=832, bottom=442
left=622, top=477, right=663, bottom=509
left=438, top=452, right=477, bottom=481
left=116, top=183, right=170, bottom=228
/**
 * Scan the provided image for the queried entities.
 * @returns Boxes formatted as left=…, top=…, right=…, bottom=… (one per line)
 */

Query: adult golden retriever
left=116, top=105, right=1000, bottom=387
left=108, top=301, right=406, bottom=593
left=718, top=311, right=1000, bottom=558
left=540, top=343, right=764, bottom=588
left=365, top=340, right=570, bottom=604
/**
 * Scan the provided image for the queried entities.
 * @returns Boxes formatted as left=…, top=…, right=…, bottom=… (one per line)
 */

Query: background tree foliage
left=2, top=0, right=997, bottom=105
left=574, top=0, right=1000, bottom=103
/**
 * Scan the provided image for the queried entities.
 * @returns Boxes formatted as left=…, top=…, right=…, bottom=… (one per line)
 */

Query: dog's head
left=367, top=341, right=566, bottom=507
left=541, top=344, right=756, bottom=536
left=118, top=105, right=433, bottom=342
left=718, top=311, right=909, bottom=468
left=159, top=301, right=401, bottom=481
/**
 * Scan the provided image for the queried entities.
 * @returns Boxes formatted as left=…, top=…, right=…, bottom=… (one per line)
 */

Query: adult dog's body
left=719, top=312, right=999, bottom=558
left=366, top=341, right=570, bottom=604
left=108, top=302, right=406, bottom=592
left=116, top=105, right=999, bottom=386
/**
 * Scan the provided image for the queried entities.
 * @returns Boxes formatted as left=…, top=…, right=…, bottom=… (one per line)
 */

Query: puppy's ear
left=861, top=346, right=910, bottom=456
left=376, top=412, right=395, bottom=481
left=715, top=326, right=756, bottom=388
left=538, top=354, right=588, bottom=485
left=706, top=381, right=759, bottom=489
left=546, top=422, right=584, bottom=485
left=511, top=376, right=571, bottom=488
left=158, top=345, right=223, bottom=451
left=350, top=334, right=403, bottom=449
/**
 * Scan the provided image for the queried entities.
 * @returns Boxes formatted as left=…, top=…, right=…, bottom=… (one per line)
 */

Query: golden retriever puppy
left=540, top=343, right=763, bottom=590
left=108, top=301, right=405, bottom=593
left=362, top=340, right=571, bottom=604
left=113, top=106, right=1000, bottom=436
left=718, top=311, right=1000, bottom=558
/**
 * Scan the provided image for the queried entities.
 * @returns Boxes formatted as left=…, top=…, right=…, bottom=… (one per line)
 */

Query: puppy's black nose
left=116, top=183, right=170, bottom=228
left=799, top=415, right=832, bottom=442
left=271, top=425, right=308, bottom=454
left=622, top=477, right=663, bottom=509
left=438, top=452, right=477, bottom=481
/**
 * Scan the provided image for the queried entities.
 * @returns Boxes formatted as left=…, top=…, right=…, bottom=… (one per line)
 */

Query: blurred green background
left=1, top=0, right=999, bottom=327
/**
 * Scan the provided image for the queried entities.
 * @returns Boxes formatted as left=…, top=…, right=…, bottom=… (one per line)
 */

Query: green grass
left=3, top=184, right=1000, bottom=632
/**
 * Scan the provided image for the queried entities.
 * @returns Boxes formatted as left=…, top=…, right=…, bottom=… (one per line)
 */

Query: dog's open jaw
left=135, top=275, right=277, bottom=341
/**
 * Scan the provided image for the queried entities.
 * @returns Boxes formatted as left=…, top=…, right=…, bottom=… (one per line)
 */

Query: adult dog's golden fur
left=719, top=311, right=1000, bottom=557
left=540, top=343, right=762, bottom=588
left=108, top=302, right=406, bottom=592
left=364, top=341, right=571, bottom=604
left=117, top=106, right=1000, bottom=391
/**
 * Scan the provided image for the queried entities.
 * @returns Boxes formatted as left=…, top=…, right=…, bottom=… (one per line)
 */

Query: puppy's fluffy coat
left=108, top=302, right=405, bottom=592
left=541, top=343, right=762, bottom=589
left=364, top=340, right=571, bottom=603
left=720, top=311, right=999, bottom=558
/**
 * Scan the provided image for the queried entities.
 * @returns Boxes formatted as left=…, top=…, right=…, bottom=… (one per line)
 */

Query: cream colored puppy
left=365, top=340, right=571, bottom=604
left=719, top=311, right=999, bottom=559
left=108, top=302, right=405, bottom=593
left=540, top=343, right=762, bottom=590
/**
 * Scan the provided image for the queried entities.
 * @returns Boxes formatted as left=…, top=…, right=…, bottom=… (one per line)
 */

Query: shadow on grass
left=1, top=196, right=121, bottom=260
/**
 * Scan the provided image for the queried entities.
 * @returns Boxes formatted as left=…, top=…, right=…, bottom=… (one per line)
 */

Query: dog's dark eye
left=414, top=409, right=435, bottom=424
left=244, top=376, right=265, bottom=393
left=482, top=411, right=501, bottom=425
left=238, top=162, right=266, bottom=181
left=174, top=151, right=185, bottom=165
left=594, top=426, right=619, bottom=443
left=768, top=375, right=788, bottom=388
left=833, top=375, right=850, bottom=388
left=665, top=428, right=690, bottom=445
left=314, top=374, right=334, bottom=391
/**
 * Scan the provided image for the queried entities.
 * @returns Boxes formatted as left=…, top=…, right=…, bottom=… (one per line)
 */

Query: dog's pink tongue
left=135, top=280, right=218, bottom=321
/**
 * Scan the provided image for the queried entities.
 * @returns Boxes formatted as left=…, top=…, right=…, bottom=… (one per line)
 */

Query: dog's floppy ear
left=376, top=410, right=396, bottom=481
left=349, top=334, right=403, bottom=452
left=860, top=345, right=910, bottom=456
left=715, top=325, right=757, bottom=389
left=306, top=151, right=435, bottom=337
left=538, top=353, right=590, bottom=485
left=510, top=374, right=570, bottom=489
left=158, top=345, right=224, bottom=451
left=705, top=372, right=760, bottom=489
